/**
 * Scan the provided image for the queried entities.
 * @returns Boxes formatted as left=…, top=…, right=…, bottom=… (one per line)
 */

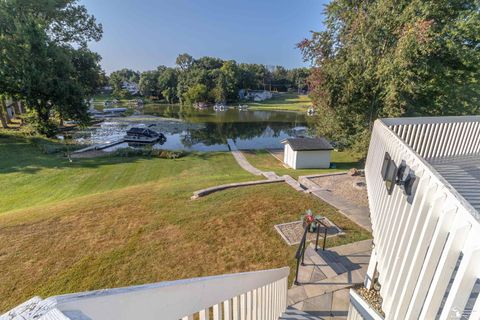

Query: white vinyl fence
left=2, top=268, right=289, bottom=320
left=350, top=117, right=480, bottom=320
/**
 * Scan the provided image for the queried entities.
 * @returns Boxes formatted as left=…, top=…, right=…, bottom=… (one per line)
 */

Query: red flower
left=305, top=215, right=314, bottom=224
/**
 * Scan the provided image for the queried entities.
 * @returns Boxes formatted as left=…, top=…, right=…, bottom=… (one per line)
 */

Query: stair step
left=279, top=308, right=322, bottom=319
left=315, top=250, right=349, bottom=275
left=305, top=246, right=337, bottom=279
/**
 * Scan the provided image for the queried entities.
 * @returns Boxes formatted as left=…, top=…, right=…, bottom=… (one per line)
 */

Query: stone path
left=299, top=175, right=372, bottom=232
left=288, top=240, right=372, bottom=319
left=227, top=139, right=263, bottom=176
left=191, top=141, right=302, bottom=198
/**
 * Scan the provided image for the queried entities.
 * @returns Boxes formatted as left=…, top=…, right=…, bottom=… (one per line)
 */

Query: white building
left=282, top=137, right=333, bottom=169
left=121, top=81, right=139, bottom=95
left=348, top=116, right=480, bottom=320
left=246, top=90, right=273, bottom=102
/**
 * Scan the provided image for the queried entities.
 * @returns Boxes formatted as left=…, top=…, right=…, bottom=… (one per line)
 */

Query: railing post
left=315, top=222, right=321, bottom=251
left=301, top=242, right=306, bottom=266
left=295, top=226, right=309, bottom=285
left=323, top=225, right=327, bottom=251
left=294, top=256, right=301, bottom=285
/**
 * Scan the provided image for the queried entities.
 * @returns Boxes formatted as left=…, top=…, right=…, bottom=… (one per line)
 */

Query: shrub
left=112, top=147, right=186, bottom=159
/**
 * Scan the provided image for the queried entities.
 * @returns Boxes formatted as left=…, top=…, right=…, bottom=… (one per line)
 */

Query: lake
left=74, top=104, right=310, bottom=151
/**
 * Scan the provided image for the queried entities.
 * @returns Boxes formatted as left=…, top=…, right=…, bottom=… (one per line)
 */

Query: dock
left=73, top=139, right=125, bottom=154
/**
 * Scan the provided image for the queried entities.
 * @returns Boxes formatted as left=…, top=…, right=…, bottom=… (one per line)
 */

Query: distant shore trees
left=113, top=54, right=310, bottom=104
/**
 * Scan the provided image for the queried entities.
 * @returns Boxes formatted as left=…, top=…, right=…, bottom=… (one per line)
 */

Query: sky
left=80, top=0, right=328, bottom=74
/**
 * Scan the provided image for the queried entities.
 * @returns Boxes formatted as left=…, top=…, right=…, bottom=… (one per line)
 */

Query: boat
left=213, top=103, right=226, bottom=111
left=124, top=127, right=166, bottom=143
left=238, top=104, right=249, bottom=110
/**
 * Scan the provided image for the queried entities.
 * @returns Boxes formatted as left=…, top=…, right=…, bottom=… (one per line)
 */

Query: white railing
left=354, top=117, right=480, bottom=320
left=2, top=268, right=289, bottom=320
left=382, top=116, right=480, bottom=159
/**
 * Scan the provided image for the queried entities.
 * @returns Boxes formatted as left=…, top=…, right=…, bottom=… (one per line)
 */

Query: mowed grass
left=245, top=93, right=312, bottom=111
left=0, top=134, right=257, bottom=214
left=243, top=150, right=364, bottom=179
left=0, top=133, right=370, bottom=311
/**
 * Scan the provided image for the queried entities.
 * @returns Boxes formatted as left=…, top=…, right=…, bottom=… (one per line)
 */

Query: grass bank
left=243, top=150, right=363, bottom=179
left=0, top=133, right=370, bottom=311
left=243, top=93, right=312, bottom=111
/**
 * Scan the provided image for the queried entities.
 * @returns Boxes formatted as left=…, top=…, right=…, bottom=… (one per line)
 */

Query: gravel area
left=275, top=219, right=343, bottom=246
left=356, top=286, right=385, bottom=317
left=311, top=173, right=369, bottom=208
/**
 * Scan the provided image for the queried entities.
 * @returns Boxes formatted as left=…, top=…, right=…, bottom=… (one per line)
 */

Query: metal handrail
left=294, top=218, right=329, bottom=285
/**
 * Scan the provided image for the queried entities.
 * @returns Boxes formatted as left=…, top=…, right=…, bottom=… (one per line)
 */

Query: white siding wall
left=294, top=150, right=331, bottom=169
left=349, top=117, right=480, bottom=320
left=284, top=144, right=296, bottom=169
left=283, top=145, right=331, bottom=169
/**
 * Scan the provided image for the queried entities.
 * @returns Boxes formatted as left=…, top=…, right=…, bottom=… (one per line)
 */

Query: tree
left=299, top=0, right=480, bottom=152
left=0, top=0, right=103, bottom=135
left=220, top=61, right=240, bottom=101
left=158, top=68, right=178, bottom=103
left=183, top=84, right=208, bottom=104
left=176, top=53, right=194, bottom=71
left=212, top=71, right=228, bottom=103
left=139, top=70, right=161, bottom=97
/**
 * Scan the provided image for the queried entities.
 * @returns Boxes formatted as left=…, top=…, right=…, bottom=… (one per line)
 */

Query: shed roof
left=282, top=137, right=333, bottom=151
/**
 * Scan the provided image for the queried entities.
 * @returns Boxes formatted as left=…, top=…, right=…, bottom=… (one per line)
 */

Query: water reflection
left=77, top=105, right=310, bottom=152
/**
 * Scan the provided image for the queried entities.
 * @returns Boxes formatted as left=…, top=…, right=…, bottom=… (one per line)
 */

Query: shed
left=282, top=137, right=333, bottom=169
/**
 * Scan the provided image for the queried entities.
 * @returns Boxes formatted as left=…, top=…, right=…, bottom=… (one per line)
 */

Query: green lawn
left=238, top=93, right=312, bottom=111
left=0, top=132, right=370, bottom=312
left=243, top=150, right=364, bottom=179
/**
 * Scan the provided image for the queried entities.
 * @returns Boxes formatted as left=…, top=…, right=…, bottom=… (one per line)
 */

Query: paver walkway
left=299, top=175, right=372, bottom=232
left=288, top=240, right=372, bottom=319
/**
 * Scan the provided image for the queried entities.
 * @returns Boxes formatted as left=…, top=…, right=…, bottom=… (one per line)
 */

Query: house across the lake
left=282, top=137, right=333, bottom=169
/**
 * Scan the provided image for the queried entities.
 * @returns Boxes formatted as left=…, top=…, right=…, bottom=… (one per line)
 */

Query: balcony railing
left=382, top=116, right=480, bottom=160
left=2, top=267, right=289, bottom=320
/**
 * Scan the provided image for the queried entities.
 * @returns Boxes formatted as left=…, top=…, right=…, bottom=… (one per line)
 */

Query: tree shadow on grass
left=0, top=133, right=227, bottom=175
left=332, top=160, right=365, bottom=170
left=0, top=134, right=150, bottom=175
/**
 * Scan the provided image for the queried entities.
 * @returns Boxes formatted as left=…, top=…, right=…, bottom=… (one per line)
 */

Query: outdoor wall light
left=381, top=153, right=417, bottom=196
left=396, top=161, right=416, bottom=196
